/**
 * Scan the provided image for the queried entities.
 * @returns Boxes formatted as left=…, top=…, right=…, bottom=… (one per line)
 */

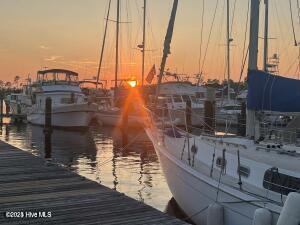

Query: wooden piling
left=44, top=97, right=52, bottom=159
left=238, top=101, right=246, bottom=136
left=204, top=88, right=216, bottom=133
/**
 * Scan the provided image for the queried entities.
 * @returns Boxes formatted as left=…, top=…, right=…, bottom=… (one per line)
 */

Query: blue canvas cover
left=247, top=70, right=300, bottom=112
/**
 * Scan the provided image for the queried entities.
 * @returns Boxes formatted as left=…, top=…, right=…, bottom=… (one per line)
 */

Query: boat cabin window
left=190, top=96, right=198, bottom=103
left=61, top=98, right=76, bottom=104
left=223, top=105, right=241, bottom=111
left=196, top=92, right=205, bottom=99
left=37, top=71, right=79, bottom=85
left=182, top=95, right=190, bottom=102
left=263, top=168, right=300, bottom=195
left=173, top=95, right=182, bottom=103
left=237, top=165, right=250, bottom=178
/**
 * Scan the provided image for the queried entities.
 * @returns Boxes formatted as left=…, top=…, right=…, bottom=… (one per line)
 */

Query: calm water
left=0, top=122, right=174, bottom=212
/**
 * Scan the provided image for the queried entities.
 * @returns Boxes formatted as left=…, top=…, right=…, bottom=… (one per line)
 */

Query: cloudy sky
left=0, top=0, right=299, bottom=85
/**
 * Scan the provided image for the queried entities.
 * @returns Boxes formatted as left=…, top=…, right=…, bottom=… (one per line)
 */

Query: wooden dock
left=0, top=140, right=187, bottom=225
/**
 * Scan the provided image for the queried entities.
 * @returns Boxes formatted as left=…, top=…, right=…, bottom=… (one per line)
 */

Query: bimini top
left=37, top=69, right=78, bottom=76
left=247, top=70, right=300, bottom=112
left=36, top=69, right=79, bottom=85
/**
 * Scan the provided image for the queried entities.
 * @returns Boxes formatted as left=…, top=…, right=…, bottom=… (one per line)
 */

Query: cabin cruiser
left=27, top=69, right=97, bottom=128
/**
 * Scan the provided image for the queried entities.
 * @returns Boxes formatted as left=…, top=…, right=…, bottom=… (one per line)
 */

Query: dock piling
left=44, top=97, right=52, bottom=160
left=204, top=88, right=216, bottom=133
left=238, top=101, right=246, bottom=136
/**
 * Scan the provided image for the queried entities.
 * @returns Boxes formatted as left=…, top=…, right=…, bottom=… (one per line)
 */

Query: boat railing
left=143, top=105, right=300, bottom=146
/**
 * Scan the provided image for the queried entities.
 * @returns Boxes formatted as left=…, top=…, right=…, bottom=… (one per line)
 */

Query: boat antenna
left=141, top=0, right=147, bottom=86
left=96, top=0, right=112, bottom=90
left=155, top=0, right=179, bottom=104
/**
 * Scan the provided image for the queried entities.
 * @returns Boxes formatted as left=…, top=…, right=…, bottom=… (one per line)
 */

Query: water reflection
left=0, top=124, right=172, bottom=211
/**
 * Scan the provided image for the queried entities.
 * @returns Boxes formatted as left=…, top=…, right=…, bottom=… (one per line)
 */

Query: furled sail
left=247, top=70, right=300, bottom=112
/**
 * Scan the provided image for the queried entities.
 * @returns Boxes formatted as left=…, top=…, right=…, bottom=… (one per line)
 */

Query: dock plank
left=0, top=140, right=188, bottom=225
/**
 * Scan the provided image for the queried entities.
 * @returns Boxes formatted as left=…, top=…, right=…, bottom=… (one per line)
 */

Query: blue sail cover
left=247, top=70, right=300, bottom=112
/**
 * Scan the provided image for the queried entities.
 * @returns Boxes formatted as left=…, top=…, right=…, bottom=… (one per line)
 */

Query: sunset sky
left=0, top=0, right=299, bottom=85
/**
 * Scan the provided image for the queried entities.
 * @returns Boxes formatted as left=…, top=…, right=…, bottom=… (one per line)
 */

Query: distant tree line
left=205, top=78, right=247, bottom=92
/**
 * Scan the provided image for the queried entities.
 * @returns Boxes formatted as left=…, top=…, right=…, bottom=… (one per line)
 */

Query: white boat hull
left=146, top=129, right=279, bottom=225
left=27, top=104, right=96, bottom=128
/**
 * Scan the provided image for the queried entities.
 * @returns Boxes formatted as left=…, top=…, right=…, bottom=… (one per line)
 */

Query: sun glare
left=127, top=80, right=137, bottom=88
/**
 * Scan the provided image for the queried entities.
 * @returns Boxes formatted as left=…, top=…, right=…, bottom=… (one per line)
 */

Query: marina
left=0, top=0, right=300, bottom=224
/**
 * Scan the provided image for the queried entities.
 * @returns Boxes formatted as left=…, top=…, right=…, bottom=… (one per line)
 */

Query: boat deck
left=0, top=140, right=187, bottom=225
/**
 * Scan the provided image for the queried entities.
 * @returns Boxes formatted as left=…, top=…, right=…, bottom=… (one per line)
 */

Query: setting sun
left=127, top=80, right=137, bottom=88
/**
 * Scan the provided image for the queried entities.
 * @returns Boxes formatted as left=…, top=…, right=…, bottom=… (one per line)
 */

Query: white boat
left=5, top=86, right=32, bottom=123
left=95, top=94, right=143, bottom=128
left=216, top=101, right=241, bottom=126
left=27, top=69, right=97, bottom=129
left=144, top=0, right=300, bottom=224
left=149, top=81, right=206, bottom=127
left=6, top=93, right=29, bottom=117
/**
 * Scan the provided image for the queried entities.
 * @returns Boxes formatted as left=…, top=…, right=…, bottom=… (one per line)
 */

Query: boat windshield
left=37, top=70, right=79, bottom=85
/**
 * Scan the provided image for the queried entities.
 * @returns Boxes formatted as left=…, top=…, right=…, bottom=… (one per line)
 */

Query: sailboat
left=95, top=0, right=144, bottom=128
left=145, top=0, right=300, bottom=224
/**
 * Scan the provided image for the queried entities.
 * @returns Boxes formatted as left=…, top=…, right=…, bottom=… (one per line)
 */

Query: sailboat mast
left=246, top=0, right=260, bottom=138
left=156, top=0, right=179, bottom=100
left=96, top=0, right=112, bottom=90
left=248, top=0, right=260, bottom=71
left=227, top=0, right=231, bottom=102
left=142, top=0, right=147, bottom=87
left=115, top=0, right=120, bottom=89
left=263, top=0, right=269, bottom=72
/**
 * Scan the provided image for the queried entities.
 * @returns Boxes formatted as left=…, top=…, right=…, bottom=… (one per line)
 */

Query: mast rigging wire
left=198, top=0, right=205, bottom=74
left=96, top=0, right=111, bottom=89
left=237, top=0, right=250, bottom=94
left=289, top=0, right=298, bottom=46
left=199, top=0, right=220, bottom=75
left=230, top=0, right=237, bottom=37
